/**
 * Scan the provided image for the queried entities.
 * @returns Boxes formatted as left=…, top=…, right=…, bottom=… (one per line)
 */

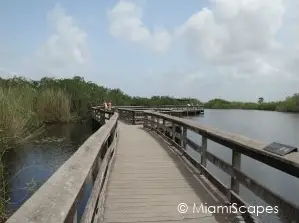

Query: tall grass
left=0, top=87, right=40, bottom=145
left=0, top=86, right=72, bottom=220
left=36, top=88, right=72, bottom=123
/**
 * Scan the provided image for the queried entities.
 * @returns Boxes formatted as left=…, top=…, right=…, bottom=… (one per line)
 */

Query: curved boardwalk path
left=100, top=122, right=240, bottom=223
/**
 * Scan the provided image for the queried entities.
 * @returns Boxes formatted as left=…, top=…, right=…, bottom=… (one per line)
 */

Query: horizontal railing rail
left=92, top=105, right=204, bottom=111
left=117, top=108, right=145, bottom=125
left=115, top=107, right=203, bottom=125
left=143, top=111, right=299, bottom=222
left=91, top=107, right=114, bottom=124
left=7, top=113, right=119, bottom=223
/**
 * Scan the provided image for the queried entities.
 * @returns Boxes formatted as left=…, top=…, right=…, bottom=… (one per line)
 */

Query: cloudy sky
left=0, top=0, right=298, bottom=102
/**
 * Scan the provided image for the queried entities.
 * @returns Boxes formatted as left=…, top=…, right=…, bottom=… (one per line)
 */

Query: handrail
left=143, top=111, right=299, bottom=222
left=7, top=113, right=119, bottom=223
left=92, top=105, right=204, bottom=110
left=116, top=107, right=202, bottom=125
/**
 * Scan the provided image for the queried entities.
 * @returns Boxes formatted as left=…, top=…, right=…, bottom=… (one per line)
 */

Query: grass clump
left=0, top=86, right=71, bottom=220
left=0, top=87, right=41, bottom=221
left=36, top=88, right=72, bottom=123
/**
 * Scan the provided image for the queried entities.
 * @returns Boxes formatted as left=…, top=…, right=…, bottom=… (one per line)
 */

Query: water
left=3, top=110, right=299, bottom=222
left=187, top=109, right=299, bottom=223
left=4, top=122, right=93, bottom=217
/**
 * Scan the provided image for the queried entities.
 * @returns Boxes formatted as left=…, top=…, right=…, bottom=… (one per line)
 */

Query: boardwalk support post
left=230, top=149, right=241, bottom=201
left=200, top=136, right=207, bottom=172
left=172, top=122, right=175, bottom=141
left=182, top=126, right=187, bottom=149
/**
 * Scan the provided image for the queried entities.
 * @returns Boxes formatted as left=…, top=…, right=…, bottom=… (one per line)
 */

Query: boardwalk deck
left=99, top=122, right=240, bottom=223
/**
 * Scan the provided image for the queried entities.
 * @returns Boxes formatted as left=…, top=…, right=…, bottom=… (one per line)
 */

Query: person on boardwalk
left=103, top=101, right=108, bottom=110
left=108, top=101, right=112, bottom=110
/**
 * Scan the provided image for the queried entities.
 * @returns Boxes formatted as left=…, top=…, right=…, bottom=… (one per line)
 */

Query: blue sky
left=0, top=0, right=298, bottom=101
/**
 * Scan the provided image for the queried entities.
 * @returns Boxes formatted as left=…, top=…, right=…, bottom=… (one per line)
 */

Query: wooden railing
left=116, top=106, right=202, bottom=124
left=117, top=108, right=145, bottom=124
left=7, top=113, right=119, bottom=223
left=91, top=107, right=114, bottom=122
left=143, top=111, right=299, bottom=222
left=92, top=105, right=204, bottom=111
left=114, top=105, right=204, bottom=110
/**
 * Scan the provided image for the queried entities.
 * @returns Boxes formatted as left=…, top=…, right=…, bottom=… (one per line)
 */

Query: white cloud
left=30, top=4, right=90, bottom=77
left=141, top=0, right=299, bottom=101
left=108, top=0, right=171, bottom=53
left=284, top=0, right=299, bottom=77
left=176, top=0, right=287, bottom=80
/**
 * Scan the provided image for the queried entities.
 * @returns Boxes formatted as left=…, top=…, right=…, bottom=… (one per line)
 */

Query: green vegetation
left=204, top=95, right=299, bottom=112
left=0, top=75, right=201, bottom=220
left=1, top=75, right=299, bottom=220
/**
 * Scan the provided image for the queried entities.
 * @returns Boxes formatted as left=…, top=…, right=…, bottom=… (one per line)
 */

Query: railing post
left=151, top=115, right=154, bottom=130
left=230, top=149, right=241, bottom=201
left=144, top=114, right=147, bottom=127
left=182, top=126, right=187, bottom=149
left=172, top=122, right=175, bottom=141
left=65, top=203, right=77, bottom=223
left=100, top=112, right=105, bottom=125
left=133, top=111, right=136, bottom=125
left=163, top=119, right=166, bottom=135
left=200, top=136, right=207, bottom=171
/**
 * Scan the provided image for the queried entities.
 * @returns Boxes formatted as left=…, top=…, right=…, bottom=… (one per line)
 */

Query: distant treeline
left=204, top=96, right=299, bottom=112
left=0, top=75, right=298, bottom=219
left=0, top=75, right=201, bottom=220
left=0, top=76, right=201, bottom=122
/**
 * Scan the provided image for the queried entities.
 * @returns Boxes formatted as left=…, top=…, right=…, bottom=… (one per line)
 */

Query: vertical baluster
left=151, top=115, right=154, bottom=130
left=182, top=126, right=187, bottom=149
left=172, top=122, right=175, bottom=142
left=200, top=136, right=207, bottom=172
left=65, top=204, right=77, bottom=223
left=230, top=149, right=241, bottom=202
left=133, top=111, right=136, bottom=125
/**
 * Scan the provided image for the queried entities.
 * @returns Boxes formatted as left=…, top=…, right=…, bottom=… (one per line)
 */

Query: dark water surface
left=4, top=110, right=299, bottom=223
left=4, top=122, right=93, bottom=218
left=187, top=109, right=299, bottom=223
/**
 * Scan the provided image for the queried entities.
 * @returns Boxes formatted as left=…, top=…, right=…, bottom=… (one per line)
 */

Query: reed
left=0, top=86, right=72, bottom=220
left=36, top=88, right=72, bottom=123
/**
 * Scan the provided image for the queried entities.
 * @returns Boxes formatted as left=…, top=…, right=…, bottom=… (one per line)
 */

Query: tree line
left=0, top=76, right=202, bottom=120
left=0, top=75, right=202, bottom=220
left=204, top=96, right=299, bottom=112
left=1, top=75, right=299, bottom=220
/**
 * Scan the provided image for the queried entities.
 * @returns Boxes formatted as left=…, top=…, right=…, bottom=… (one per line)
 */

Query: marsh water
left=187, top=110, right=299, bottom=223
left=4, top=110, right=299, bottom=222
left=4, top=121, right=94, bottom=219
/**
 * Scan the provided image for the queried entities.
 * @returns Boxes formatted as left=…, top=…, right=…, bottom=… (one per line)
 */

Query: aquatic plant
left=35, top=88, right=72, bottom=123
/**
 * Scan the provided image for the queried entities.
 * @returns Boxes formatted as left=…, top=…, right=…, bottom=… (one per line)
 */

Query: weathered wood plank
left=100, top=123, right=237, bottom=223
left=143, top=111, right=299, bottom=222
left=6, top=114, right=119, bottom=223
left=81, top=127, right=118, bottom=223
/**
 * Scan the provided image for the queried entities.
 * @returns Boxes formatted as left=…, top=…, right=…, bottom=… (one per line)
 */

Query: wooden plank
left=100, top=123, right=237, bottom=223
left=143, top=111, right=299, bottom=179
left=6, top=114, right=119, bottom=223
left=81, top=128, right=118, bottom=223
left=93, top=130, right=118, bottom=223
left=142, top=112, right=299, bottom=222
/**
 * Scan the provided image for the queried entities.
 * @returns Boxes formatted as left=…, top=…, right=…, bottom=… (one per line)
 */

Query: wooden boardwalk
left=7, top=107, right=299, bottom=223
left=101, top=122, right=240, bottom=223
